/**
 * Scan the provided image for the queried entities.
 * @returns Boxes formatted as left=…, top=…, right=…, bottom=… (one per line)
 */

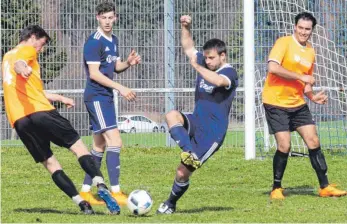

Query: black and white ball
left=127, top=190, right=153, bottom=215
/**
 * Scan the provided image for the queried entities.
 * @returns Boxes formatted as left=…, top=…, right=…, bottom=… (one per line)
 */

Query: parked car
left=118, top=115, right=159, bottom=133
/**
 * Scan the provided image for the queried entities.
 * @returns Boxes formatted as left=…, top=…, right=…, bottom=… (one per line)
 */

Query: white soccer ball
left=127, top=190, right=153, bottom=215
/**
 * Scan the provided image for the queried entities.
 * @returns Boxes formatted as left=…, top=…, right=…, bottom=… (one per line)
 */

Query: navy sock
left=106, top=146, right=121, bottom=187
left=273, top=150, right=289, bottom=189
left=169, top=124, right=192, bottom=152
left=83, top=149, right=104, bottom=185
left=52, top=170, right=79, bottom=198
left=166, top=179, right=190, bottom=207
left=309, top=147, right=329, bottom=188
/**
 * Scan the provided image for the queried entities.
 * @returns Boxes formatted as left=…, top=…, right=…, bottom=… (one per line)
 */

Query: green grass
left=2, top=146, right=347, bottom=222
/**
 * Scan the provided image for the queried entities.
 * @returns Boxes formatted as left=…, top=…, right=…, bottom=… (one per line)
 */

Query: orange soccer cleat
left=111, top=191, right=128, bottom=206
left=319, top=185, right=347, bottom=197
left=80, top=191, right=105, bottom=205
left=270, top=188, right=285, bottom=200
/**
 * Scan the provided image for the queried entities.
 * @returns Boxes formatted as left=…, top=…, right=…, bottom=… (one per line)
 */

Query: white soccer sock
left=92, top=176, right=105, bottom=187
left=111, top=185, right=120, bottom=193
left=72, top=195, right=83, bottom=205
left=81, top=184, right=92, bottom=192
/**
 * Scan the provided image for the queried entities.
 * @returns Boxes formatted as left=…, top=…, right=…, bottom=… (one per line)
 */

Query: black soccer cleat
left=79, top=200, right=95, bottom=215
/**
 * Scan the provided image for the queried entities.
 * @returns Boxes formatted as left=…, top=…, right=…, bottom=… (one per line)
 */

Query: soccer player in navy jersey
left=157, top=15, right=239, bottom=214
left=80, top=2, right=141, bottom=206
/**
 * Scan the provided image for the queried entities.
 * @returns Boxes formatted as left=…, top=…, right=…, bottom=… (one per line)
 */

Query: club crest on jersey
left=106, top=55, right=118, bottom=63
left=199, top=79, right=214, bottom=93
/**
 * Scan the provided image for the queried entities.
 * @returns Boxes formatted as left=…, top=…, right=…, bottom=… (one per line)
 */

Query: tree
left=1, top=0, right=67, bottom=84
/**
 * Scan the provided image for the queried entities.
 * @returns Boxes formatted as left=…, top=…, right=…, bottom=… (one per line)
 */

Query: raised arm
left=180, top=15, right=196, bottom=58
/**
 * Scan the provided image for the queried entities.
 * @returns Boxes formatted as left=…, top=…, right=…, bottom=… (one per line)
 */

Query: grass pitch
left=1, top=146, right=347, bottom=223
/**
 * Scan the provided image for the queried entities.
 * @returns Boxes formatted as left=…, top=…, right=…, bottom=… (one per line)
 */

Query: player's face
left=294, top=19, right=313, bottom=45
left=97, top=11, right=117, bottom=33
left=30, top=36, right=47, bottom=53
left=203, top=49, right=226, bottom=71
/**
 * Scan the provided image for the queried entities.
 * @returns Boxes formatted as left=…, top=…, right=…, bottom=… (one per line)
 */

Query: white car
left=118, top=115, right=159, bottom=133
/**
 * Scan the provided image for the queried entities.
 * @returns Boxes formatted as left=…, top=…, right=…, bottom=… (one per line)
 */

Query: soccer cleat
left=156, top=202, right=176, bottom=214
left=80, top=191, right=105, bottom=205
left=270, top=188, right=285, bottom=200
left=319, top=185, right=347, bottom=197
left=180, top=151, right=201, bottom=169
left=79, top=200, right=95, bottom=215
left=111, top=191, right=128, bottom=206
left=97, top=184, right=121, bottom=214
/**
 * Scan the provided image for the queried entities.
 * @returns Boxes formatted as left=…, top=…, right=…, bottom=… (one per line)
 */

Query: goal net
left=256, top=0, right=347, bottom=154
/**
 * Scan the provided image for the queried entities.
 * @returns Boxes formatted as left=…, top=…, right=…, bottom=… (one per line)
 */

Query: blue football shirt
left=193, top=51, right=239, bottom=133
left=83, top=29, right=120, bottom=101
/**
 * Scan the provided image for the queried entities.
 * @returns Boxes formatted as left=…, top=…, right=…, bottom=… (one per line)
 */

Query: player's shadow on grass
left=263, top=185, right=316, bottom=197
left=178, top=206, right=234, bottom=214
left=14, top=208, right=104, bottom=215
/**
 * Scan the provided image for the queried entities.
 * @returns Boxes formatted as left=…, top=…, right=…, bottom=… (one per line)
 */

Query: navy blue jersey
left=83, top=29, right=120, bottom=101
left=193, top=51, right=238, bottom=134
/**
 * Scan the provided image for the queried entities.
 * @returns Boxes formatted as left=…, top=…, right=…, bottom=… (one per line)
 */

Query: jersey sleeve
left=218, top=67, right=238, bottom=90
left=268, top=37, right=289, bottom=65
left=84, top=39, right=102, bottom=64
left=196, top=51, right=205, bottom=66
left=16, top=46, right=37, bottom=65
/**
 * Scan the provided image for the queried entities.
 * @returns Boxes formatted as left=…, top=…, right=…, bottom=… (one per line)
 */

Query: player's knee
left=277, top=142, right=291, bottom=152
left=166, top=110, right=183, bottom=127
left=103, top=134, right=122, bottom=147
left=176, top=165, right=192, bottom=181
left=307, top=136, right=320, bottom=148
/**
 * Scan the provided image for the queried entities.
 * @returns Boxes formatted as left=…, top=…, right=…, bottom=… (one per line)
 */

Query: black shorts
left=14, top=110, right=80, bottom=163
left=263, top=104, right=315, bottom=134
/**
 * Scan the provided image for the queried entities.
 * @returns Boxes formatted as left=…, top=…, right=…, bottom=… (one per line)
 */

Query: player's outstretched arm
left=44, top=92, right=75, bottom=108
left=115, top=49, right=141, bottom=73
left=268, top=61, right=315, bottom=85
left=180, top=15, right=196, bottom=58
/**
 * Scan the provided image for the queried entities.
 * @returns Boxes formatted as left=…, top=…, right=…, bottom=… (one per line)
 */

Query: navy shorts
left=85, top=101, right=117, bottom=134
left=264, top=103, right=315, bottom=134
left=181, top=113, right=225, bottom=165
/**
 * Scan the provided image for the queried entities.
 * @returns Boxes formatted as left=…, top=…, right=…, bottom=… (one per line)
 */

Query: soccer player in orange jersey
left=2, top=25, right=120, bottom=214
left=262, top=12, right=346, bottom=199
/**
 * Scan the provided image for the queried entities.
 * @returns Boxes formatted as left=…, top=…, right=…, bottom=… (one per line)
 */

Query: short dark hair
left=295, top=12, right=317, bottom=29
left=20, top=25, right=51, bottom=43
left=202, top=38, right=227, bottom=55
left=96, top=2, right=115, bottom=15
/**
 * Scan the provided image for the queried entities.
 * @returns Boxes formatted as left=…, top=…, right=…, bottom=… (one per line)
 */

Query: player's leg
left=42, top=155, right=94, bottom=214
left=264, top=104, right=292, bottom=199
left=14, top=115, right=94, bottom=214
left=157, top=163, right=194, bottom=214
left=102, top=128, right=128, bottom=206
left=296, top=124, right=347, bottom=197
left=85, top=100, right=127, bottom=205
left=80, top=133, right=106, bottom=205
left=32, top=110, right=120, bottom=214
left=166, top=110, right=193, bottom=152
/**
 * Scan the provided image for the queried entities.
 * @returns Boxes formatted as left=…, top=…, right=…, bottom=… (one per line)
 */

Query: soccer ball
left=127, top=190, right=153, bottom=215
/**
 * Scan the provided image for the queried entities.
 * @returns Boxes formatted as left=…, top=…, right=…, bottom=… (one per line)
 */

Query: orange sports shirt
left=262, top=35, right=315, bottom=108
left=2, top=45, right=54, bottom=127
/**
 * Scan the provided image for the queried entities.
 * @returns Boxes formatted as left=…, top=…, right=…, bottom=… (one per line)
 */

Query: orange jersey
left=262, top=35, right=315, bottom=108
left=2, top=45, right=54, bottom=127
